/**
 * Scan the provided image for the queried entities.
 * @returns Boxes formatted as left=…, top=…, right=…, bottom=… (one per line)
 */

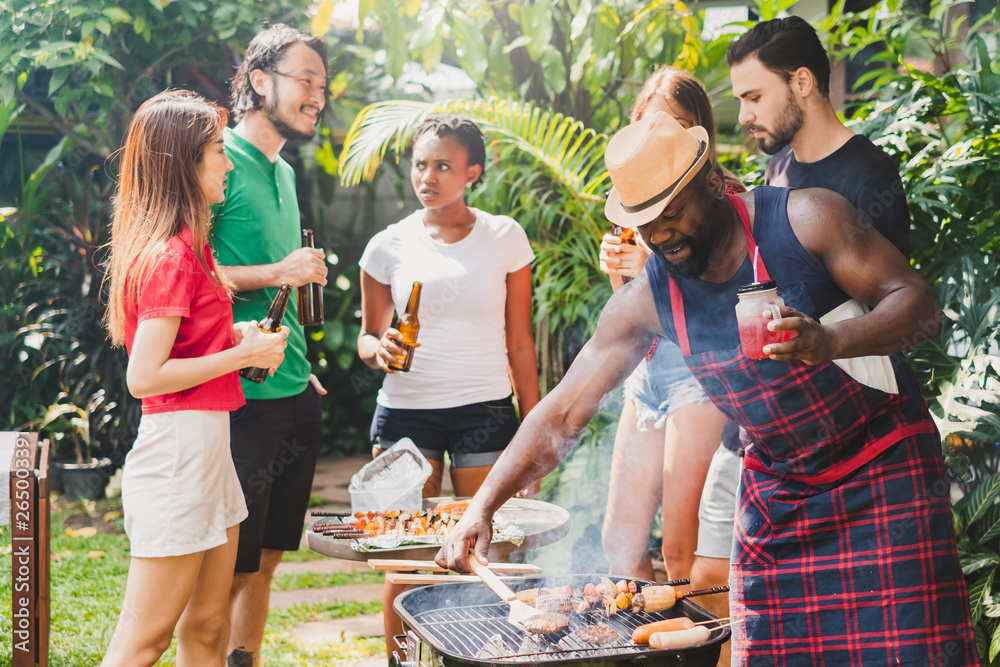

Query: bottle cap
left=736, top=280, right=776, bottom=294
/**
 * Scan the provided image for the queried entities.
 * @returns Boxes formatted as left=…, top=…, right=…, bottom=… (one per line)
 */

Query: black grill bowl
left=394, top=574, right=729, bottom=666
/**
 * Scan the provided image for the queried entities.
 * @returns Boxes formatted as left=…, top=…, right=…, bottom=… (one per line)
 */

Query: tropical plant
left=822, top=1, right=1000, bottom=659
left=905, top=257, right=1000, bottom=663
left=344, top=0, right=732, bottom=128
left=304, top=264, right=382, bottom=455
left=1, top=164, right=137, bottom=463
left=2, top=0, right=311, bottom=161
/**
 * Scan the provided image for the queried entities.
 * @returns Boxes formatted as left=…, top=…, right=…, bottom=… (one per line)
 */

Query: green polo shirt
left=211, top=127, right=309, bottom=400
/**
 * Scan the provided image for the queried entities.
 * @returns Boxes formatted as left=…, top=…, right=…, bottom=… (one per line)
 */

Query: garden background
left=2, top=0, right=1000, bottom=663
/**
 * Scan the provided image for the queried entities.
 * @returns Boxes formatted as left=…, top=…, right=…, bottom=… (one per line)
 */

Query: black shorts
left=229, top=384, right=322, bottom=573
left=370, top=396, right=519, bottom=468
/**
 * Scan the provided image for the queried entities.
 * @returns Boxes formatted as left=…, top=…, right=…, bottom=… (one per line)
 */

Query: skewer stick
left=311, top=510, right=354, bottom=517
left=706, top=620, right=741, bottom=631
left=658, top=578, right=690, bottom=587
left=678, top=585, right=729, bottom=599
left=693, top=617, right=730, bottom=626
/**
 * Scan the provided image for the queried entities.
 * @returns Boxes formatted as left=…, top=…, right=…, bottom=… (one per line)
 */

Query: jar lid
left=736, top=280, right=777, bottom=294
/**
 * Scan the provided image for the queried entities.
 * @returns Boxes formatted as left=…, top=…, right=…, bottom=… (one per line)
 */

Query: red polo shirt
left=124, top=224, right=246, bottom=414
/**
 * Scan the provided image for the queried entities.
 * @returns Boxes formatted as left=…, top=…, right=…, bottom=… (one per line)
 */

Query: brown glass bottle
left=387, top=281, right=421, bottom=372
left=239, top=282, right=292, bottom=384
left=297, top=229, right=324, bottom=326
left=611, top=224, right=637, bottom=283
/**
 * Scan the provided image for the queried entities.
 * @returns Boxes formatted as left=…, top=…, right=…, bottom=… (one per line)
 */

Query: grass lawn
left=0, top=494, right=384, bottom=666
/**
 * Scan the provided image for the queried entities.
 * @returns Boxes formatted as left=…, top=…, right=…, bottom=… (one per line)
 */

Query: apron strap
left=668, top=194, right=768, bottom=356
left=729, top=193, right=770, bottom=283
left=669, top=278, right=691, bottom=356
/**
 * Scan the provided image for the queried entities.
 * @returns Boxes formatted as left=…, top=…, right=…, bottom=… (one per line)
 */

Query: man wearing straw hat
left=438, top=111, right=977, bottom=665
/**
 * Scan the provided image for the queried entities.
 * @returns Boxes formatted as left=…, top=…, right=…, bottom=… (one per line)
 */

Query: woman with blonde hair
left=101, top=89, right=288, bottom=666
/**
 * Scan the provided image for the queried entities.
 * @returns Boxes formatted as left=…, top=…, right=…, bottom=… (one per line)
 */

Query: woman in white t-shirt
left=358, top=113, right=540, bottom=658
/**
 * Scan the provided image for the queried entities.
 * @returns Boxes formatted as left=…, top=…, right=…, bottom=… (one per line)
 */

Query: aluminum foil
left=348, top=512, right=525, bottom=552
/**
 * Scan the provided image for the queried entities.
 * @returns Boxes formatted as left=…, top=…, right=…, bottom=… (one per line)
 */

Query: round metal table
left=307, top=496, right=571, bottom=562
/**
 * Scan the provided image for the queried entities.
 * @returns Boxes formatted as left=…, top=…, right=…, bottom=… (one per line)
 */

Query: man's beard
left=650, top=215, right=716, bottom=279
left=265, top=91, right=317, bottom=142
left=656, top=240, right=712, bottom=278
left=752, top=87, right=803, bottom=155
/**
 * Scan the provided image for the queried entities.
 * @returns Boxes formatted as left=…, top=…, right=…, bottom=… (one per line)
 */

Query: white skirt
left=122, top=410, right=248, bottom=557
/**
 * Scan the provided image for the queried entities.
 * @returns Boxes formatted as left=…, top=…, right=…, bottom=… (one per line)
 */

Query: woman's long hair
left=631, top=66, right=741, bottom=185
left=103, top=89, right=230, bottom=346
left=631, top=66, right=720, bottom=163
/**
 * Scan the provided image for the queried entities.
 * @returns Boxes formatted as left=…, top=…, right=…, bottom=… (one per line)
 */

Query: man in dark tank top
left=728, top=16, right=910, bottom=257
left=436, top=111, right=978, bottom=667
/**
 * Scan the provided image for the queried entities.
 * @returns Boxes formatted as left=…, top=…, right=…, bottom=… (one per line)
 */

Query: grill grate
left=396, top=575, right=729, bottom=666
left=407, top=599, right=707, bottom=662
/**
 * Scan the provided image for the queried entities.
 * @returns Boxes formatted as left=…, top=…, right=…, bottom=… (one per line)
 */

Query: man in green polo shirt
left=211, top=24, right=329, bottom=667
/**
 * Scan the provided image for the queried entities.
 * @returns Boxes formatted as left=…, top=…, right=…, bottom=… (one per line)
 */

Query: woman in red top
left=101, top=90, right=288, bottom=667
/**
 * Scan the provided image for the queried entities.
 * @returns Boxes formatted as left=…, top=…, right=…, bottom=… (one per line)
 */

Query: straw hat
left=604, top=111, right=710, bottom=228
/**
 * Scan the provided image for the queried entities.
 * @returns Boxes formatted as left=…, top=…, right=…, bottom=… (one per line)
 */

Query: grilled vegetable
left=631, top=585, right=677, bottom=613
left=632, top=584, right=731, bottom=613
left=595, top=576, right=618, bottom=599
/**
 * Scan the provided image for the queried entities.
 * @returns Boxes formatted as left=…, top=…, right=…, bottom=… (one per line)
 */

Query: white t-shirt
left=359, top=208, right=535, bottom=409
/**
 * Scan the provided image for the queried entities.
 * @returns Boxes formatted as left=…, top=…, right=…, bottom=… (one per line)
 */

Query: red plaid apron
left=667, top=196, right=978, bottom=666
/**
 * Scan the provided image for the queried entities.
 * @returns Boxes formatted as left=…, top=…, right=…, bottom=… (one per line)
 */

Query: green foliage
left=2, top=0, right=311, bottom=158
left=823, top=2, right=1000, bottom=288
left=304, top=266, right=381, bottom=455
left=271, top=570, right=383, bottom=591
left=349, top=0, right=740, bottom=130
left=822, top=1, right=1000, bottom=658
left=0, top=166, right=137, bottom=462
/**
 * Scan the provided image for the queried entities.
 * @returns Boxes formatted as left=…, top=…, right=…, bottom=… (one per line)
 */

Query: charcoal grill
left=392, top=574, right=729, bottom=667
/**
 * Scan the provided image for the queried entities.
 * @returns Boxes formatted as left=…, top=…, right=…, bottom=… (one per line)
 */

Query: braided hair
left=412, top=113, right=487, bottom=190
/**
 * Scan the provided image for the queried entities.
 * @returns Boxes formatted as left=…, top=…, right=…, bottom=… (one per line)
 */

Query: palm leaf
left=969, top=568, right=995, bottom=624
left=338, top=100, right=433, bottom=187
left=993, top=615, right=1000, bottom=662
left=966, top=473, right=1000, bottom=528
left=338, top=94, right=610, bottom=236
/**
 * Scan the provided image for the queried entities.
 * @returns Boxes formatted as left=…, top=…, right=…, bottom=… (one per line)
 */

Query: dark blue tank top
left=647, top=186, right=851, bottom=355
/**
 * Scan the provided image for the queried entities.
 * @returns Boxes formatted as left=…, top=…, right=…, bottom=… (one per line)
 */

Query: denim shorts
left=371, top=396, right=519, bottom=468
left=623, top=338, right=707, bottom=431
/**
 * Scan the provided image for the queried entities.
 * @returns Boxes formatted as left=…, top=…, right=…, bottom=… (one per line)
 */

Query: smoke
left=522, top=386, right=626, bottom=576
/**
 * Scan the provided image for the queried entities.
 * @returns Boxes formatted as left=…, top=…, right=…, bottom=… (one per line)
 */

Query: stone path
left=272, top=454, right=455, bottom=665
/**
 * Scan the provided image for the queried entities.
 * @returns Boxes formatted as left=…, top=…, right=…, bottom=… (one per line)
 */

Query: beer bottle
left=611, top=224, right=637, bottom=283
left=297, top=229, right=324, bottom=326
left=387, top=281, right=421, bottom=372
left=239, top=282, right=292, bottom=384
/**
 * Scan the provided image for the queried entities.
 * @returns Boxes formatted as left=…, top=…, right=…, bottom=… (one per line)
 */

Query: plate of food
left=311, top=500, right=525, bottom=553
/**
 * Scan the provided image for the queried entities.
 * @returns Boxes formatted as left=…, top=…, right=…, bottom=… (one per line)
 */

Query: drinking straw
left=752, top=246, right=760, bottom=283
